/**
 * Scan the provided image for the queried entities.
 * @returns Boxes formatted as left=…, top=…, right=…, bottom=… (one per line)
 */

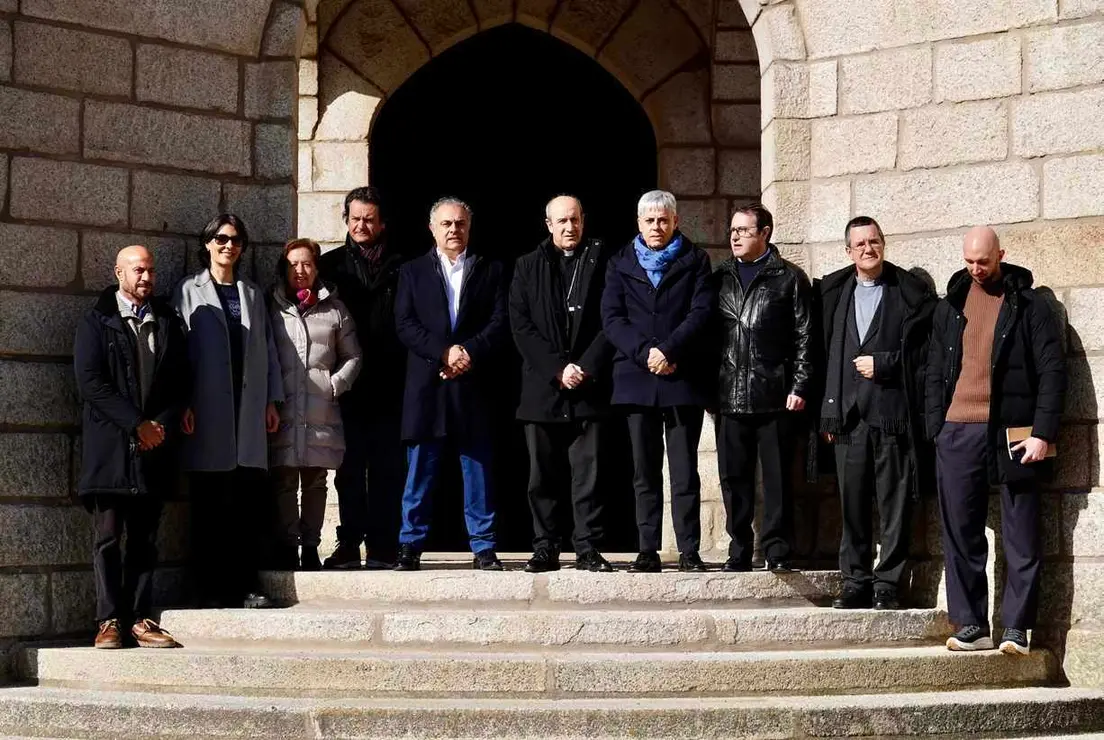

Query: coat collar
left=271, top=280, right=336, bottom=312
left=820, top=261, right=930, bottom=309
left=945, top=262, right=1033, bottom=309
left=92, top=286, right=173, bottom=324
left=719, top=244, right=786, bottom=279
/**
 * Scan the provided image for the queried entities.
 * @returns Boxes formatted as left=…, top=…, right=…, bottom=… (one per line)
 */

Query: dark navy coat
left=394, top=249, right=510, bottom=442
left=600, top=234, right=716, bottom=409
left=73, top=287, right=190, bottom=498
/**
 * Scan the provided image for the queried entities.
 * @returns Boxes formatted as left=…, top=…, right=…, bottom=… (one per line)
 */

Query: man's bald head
left=114, top=245, right=156, bottom=304
left=545, top=195, right=584, bottom=251
left=962, top=226, right=1004, bottom=286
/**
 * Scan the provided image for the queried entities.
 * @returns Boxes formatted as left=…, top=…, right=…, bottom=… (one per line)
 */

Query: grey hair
left=637, top=190, right=677, bottom=217
left=429, top=196, right=473, bottom=222
left=545, top=194, right=583, bottom=220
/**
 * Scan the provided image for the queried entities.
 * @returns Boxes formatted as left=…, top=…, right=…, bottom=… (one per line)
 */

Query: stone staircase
left=2, top=559, right=1104, bottom=739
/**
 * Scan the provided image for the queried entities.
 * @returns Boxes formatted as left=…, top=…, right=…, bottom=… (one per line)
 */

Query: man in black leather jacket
left=714, top=204, right=814, bottom=573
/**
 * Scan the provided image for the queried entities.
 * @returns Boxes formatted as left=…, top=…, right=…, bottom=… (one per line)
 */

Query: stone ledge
left=1, top=686, right=1104, bottom=740
left=22, top=644, right=1054, bottom=696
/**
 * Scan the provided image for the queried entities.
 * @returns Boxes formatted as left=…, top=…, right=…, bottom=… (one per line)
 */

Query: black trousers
left=524, top=420, right=603, bottom=554
left=716, top=412, right=795, bottom=563
left=333, top=411, right=405, bottom=561
left=834, top=419, right=911, bottom=593
left=190, top=467, right=267, bottom=605
left=936, top=422, right=1041, bottom=629
left=92, top=494, right=163, bottom=623
left=625, top=405, right=703, bottom=554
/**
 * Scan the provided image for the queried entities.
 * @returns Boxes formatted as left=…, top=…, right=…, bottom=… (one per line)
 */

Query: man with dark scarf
left=317, top=186, right=407, bottom=569
left=814, top=217, right=935, bottom=610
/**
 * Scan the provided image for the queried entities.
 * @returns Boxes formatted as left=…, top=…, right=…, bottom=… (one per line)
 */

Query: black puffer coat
left=715, top=246, right=814, bottom=415
left=924, top=263, right=1066, bottom=484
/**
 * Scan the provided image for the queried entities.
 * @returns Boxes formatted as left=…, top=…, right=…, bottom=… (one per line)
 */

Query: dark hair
left=197, top=213, right=250, bottom=268
left=343, top=186, right=384, bottom=221
left=732, top=203, right=773, bottom=237
left=276, top=238, right=322, bottom=283
left=844, top=216, right=885, bottom=248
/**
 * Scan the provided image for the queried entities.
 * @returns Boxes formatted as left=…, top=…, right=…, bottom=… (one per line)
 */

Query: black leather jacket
left=716, top=246, right=814, bottom=415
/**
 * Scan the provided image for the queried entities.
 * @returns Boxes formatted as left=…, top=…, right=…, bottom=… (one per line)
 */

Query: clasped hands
left=558, top=363, right=587, bottom=389
left=135, top=420, right=165, bottom=451
left=647, top=347, right=676, bottom=376
left=440, top=344, right=471, bottom=380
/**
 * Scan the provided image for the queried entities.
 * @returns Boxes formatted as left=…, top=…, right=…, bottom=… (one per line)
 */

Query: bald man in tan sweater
left=924, top=227, right=1066, bottom=655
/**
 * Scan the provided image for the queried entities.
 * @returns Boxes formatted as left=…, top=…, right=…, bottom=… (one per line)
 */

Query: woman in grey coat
left=269, top=239, right=362, bottom=570
left=173, top=214, right=283, bottom=609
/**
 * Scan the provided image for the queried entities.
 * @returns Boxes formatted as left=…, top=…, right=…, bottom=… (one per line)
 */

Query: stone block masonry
left=0, top=0, right=301, bottom=646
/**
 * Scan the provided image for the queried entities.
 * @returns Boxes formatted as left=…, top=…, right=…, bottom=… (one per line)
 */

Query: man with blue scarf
left=601, top=190, right=716, bottom=573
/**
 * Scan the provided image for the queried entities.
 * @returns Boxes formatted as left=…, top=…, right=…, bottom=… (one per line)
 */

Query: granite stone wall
left=1, top=0, right=1101, bottom=687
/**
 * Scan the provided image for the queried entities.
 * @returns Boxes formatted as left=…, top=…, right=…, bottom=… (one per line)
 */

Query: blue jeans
left=398, top=439, right=496, bottom=554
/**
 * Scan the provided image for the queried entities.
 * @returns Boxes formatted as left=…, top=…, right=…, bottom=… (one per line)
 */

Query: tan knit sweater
left=946, top=280, right=1005, bottom=423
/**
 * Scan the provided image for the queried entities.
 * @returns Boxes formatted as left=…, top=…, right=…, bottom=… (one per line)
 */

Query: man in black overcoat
left=73, top=245, right=190, bottom=649
left=510, top=195, right=615, bottom=573
left=814, top=217, right=935, bottom=611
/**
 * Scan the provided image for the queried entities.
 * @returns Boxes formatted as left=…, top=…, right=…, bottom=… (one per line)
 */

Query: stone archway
left=296, top=0, right=765, bottom=553
left=297, top=0, right=764, bottom=259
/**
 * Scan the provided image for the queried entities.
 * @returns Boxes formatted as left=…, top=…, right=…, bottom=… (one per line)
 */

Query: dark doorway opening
left=371, top=24, right=657, bottom=554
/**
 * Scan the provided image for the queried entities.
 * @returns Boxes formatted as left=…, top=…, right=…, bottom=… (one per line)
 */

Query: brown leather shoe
left=94, top=619, right=123, bottom=649
left=130, top=618, right=180, bottom=648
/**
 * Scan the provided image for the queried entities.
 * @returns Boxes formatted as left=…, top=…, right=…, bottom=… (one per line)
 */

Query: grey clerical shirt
left=853, top=278, right=883, bottom=343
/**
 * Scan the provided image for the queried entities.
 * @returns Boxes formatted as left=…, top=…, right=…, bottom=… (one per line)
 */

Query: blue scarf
left=633, top=234, right=684, bottom=287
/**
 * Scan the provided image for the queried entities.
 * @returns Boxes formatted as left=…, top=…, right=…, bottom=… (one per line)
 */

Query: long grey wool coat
left=268, top=283, right=362, bottom=469
left=173, top=270, right=284, bottom=472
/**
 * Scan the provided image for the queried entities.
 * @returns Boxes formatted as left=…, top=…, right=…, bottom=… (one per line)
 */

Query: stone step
left=21, top=644, right=1055, bottom=697
left=258, top=567, right=843, bottom=607
left=157, top=605, right=951, bottom=650
left=0, top=686, right=1102, bottom=738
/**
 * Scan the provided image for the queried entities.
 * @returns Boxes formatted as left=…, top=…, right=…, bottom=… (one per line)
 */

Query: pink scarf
left=296, top=288, right=318, bottom=313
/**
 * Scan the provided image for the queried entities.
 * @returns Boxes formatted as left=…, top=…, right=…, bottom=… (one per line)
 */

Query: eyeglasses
left=731, top=226, right=759, bottom=237
left=212, top=234, right=243, bottom=247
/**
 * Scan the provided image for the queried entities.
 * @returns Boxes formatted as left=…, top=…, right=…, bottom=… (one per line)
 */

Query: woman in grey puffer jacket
left=269, top=238, right=362, bottom=570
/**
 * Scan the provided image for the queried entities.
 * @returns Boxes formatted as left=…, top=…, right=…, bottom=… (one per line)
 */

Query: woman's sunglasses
left=212, top=234, right=244, bottom=247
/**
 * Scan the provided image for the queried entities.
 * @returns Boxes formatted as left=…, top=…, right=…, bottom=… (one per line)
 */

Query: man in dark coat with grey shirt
left=814, top=217, right=935, bottom=611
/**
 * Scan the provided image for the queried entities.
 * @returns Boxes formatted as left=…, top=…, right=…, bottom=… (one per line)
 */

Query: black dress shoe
left=873, top=590, right=901, bottom=610
left=525, top=548, right=560, bottom=573
left=678, top=552, right=707, bottom=572
left=628, top=551, right=662, bottom=573
left=242, top=591, right=276, bottom=609
left=473, top=550, right=505, bottom=571
left=393, top=543, right=421, bottom=571
left=322, top=542, right=362, bottom=570
left=721, top=557, right=752, bottom=572
left=575, top=549, right=615, bottom=572
left=832, top=588, right=872, bottom=609
left=761, top=558, right=797, bottom=573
